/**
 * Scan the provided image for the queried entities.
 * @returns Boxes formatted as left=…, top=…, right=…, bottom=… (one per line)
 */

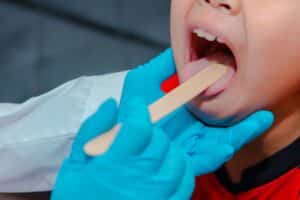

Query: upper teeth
left=193, top=28, right=224, bottom=43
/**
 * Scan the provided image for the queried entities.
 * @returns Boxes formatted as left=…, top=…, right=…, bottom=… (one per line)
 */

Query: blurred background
left=0, top=1, right=170, bottom=199
left=0, top=0, right=170, bottom=103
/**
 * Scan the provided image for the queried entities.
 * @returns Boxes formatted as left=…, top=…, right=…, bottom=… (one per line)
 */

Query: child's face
left=171, top=0, right=300, bottom=125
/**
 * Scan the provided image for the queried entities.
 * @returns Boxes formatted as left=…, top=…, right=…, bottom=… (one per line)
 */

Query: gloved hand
left=51, top=98, right=195, bottom=200
left=119, top=48, right=274, bottom=176
left=171, top=112, right=273, bottom=175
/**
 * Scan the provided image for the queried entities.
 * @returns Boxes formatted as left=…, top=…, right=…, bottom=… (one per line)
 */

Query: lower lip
left=181, top=58, right=236, bottom=97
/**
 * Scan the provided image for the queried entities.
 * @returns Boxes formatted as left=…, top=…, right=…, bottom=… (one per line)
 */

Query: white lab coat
left=0, top=71, right=127, bottom=192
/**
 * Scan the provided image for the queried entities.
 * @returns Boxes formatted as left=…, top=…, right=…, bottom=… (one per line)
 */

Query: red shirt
left=192, top=168, right=300, bottom=200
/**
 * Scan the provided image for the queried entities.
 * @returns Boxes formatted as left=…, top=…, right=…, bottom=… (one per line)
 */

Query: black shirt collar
left=215, top=137, right=300, bottom=194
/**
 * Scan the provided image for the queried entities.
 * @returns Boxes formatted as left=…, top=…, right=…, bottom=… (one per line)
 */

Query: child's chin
left=187, top=103, right=241, bottom=127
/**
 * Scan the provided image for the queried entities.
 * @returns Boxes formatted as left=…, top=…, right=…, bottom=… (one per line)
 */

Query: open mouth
left=182, top=28, right=237, bottom=97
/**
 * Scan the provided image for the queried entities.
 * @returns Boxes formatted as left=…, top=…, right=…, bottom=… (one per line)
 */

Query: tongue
left=181, top=52, right=236, bottom=97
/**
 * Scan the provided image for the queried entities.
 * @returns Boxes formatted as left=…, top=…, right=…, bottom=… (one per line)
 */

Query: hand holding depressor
left=51, top=98, right=195, bottom=200
left=84, top=54, right=227, bottom=156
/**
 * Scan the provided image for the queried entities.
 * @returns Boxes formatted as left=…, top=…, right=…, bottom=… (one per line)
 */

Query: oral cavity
left=181, top=29, right=237, bottom=97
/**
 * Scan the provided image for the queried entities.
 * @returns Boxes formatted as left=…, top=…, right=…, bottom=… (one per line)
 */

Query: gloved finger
left=156, top=105, right=201, bottom=139
left=190, top=144, right=234, bottom=176
left=137, top=128, right=170, bottom=173
left=70, top=98, right=118, bottom=163
left=170, top=161, right=195, bottom=200
left=108, top=128, right=170, bottom=175
left=156, top=144, right=187, bottom=197
left=172, top=122, right=205, bottom=148
left=144, top=48, right=176, bottom=83
left=224, top=110, right=274, bottom=151
left=107, top=97, right=153, bottom=158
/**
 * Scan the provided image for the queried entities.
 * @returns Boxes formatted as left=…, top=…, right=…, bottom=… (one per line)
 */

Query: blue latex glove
left=119, top=48, right=274, bottom=176
left=51, top=98, right=194, bottom=200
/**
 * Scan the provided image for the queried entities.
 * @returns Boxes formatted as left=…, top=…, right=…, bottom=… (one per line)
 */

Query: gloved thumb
left=107, top=97, right=153, bottom=159
left=70, top=98, right=118, bottom=163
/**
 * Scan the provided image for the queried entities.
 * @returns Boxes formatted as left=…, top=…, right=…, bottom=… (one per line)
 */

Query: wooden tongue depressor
left=84, top=64, right=227, bottom=156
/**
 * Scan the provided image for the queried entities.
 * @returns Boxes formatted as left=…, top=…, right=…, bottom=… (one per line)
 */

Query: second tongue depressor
left=84, top=64, right=227, bottom=156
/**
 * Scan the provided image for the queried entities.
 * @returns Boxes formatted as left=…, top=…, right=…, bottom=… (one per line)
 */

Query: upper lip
left=186, top=23, right=238, bottom=66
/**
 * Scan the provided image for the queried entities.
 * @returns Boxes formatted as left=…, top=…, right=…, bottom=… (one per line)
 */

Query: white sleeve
left=0, top=71, right=127, bottom=193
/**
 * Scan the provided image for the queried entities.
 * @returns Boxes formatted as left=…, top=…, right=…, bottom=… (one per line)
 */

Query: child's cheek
left=233, top=1, right=300, bottom=113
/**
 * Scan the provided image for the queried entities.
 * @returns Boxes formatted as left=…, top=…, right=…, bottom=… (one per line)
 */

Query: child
left=169, top=0, right=300, bottom=199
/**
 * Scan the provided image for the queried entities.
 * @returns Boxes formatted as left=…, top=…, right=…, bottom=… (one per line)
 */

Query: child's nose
left=201, top=0, right=241, bottom=15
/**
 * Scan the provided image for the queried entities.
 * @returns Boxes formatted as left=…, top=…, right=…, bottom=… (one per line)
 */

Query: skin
left=170, top=0, right=300, bottom=182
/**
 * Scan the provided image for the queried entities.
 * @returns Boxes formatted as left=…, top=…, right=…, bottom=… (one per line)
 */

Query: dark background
left=0, top=0, right=170, bottom=103
left=0, top=1, right=170, bottom=198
